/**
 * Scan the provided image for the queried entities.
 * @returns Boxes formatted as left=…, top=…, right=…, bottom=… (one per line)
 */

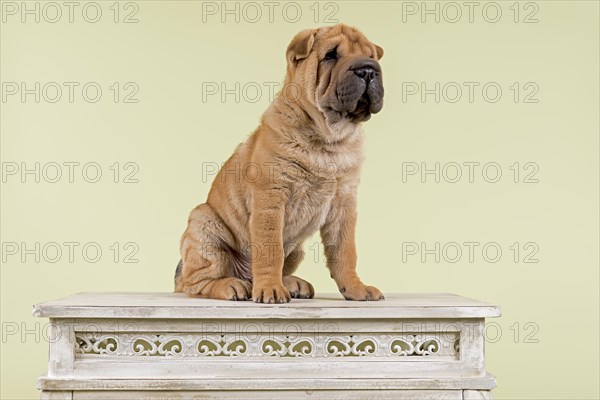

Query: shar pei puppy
left=175, top=24, right=385, bottom=303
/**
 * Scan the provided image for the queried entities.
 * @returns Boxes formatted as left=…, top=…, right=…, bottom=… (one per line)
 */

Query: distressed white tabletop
left=33, top=292, right=500, bottom=319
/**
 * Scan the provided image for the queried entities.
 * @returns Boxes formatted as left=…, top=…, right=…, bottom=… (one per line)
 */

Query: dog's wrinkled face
left=286, top=24, right=384, bottom=126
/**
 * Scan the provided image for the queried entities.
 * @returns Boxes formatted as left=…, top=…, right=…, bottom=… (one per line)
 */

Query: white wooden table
left=34, top=292, right=500, bottom=399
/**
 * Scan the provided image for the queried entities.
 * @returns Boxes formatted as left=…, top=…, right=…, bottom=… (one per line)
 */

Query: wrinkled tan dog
left=175, top=24, right=385, bottom=303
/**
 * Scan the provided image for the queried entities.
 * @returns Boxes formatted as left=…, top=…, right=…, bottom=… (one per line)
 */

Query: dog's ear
left=286, top=29, right=316, bottom=65
left=374, top=44, right=384, bottom=60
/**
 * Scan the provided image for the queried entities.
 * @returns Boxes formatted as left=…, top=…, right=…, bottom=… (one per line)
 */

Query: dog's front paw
left=252, top=282, right=291, bottom=304
left=340, top=284, right=384, bottom=301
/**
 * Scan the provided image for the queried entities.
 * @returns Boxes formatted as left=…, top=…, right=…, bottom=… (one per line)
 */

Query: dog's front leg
left=250, top=188, right=291, bottom=304
left=320, top=193, right=384, bottom=301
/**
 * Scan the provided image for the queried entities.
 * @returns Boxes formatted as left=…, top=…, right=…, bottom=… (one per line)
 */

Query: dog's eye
left=324, top=47, right=338, bottom=61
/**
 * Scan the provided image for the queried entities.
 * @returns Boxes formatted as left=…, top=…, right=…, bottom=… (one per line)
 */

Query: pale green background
left=1, top=1, right=598, bottom=399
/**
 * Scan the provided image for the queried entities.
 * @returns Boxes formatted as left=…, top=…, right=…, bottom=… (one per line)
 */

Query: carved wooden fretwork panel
left=75, top=332, right=460, bottom=359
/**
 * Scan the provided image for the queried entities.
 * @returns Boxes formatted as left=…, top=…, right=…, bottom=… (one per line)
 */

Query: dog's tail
left=174, top=259, right=183, bottom=289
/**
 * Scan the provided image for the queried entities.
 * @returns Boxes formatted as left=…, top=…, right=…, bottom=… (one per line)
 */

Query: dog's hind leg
left=176, top=203, right=252, bottom=301
left=282, top=244, right=314, bottom=299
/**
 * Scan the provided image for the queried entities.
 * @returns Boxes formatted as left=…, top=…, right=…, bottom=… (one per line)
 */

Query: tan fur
left=176, top=24, right=385, bottom=303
